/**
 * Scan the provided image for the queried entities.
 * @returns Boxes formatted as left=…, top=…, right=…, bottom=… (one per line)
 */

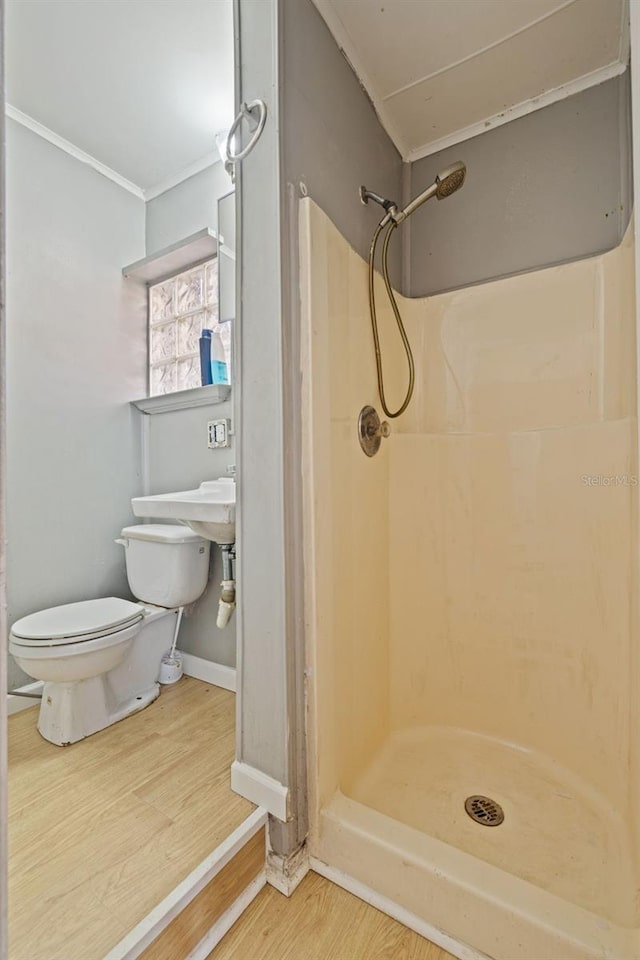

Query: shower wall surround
left=302, top=197, right=639, bottom=959
left=390, top=232, right=637, bottom=813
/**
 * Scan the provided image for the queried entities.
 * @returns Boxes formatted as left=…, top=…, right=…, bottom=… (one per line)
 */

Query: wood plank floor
left=8, top=676, right=254, bottom=960
left=141, top=829, right=266, bottom=960
left=209, top=871, right=457, bottom=960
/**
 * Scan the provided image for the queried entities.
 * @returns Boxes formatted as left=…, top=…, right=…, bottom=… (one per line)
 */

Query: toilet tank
left=118, top=524, right=211, bottom=607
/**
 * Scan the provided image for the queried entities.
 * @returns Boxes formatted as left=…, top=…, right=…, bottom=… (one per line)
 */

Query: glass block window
left=148, top=259, right=231, bottom=396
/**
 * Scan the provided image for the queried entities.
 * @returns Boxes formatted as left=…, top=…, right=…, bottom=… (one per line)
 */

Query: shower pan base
left=347, top=726, right=635, bottom=924
left=313, top=727, right=640, bottom=960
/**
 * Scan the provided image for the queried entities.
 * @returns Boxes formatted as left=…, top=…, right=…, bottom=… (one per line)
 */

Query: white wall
left=0, top=21, right=8, bottom=954
left=235, top=0, right=291, bottom=792
left=145, top=162, right=233, bottom=255
left=145, top=402, right=236, bottom=666
left=143, top=165, right=237, bottom=668
left=6, top=119, right=147, bottom=688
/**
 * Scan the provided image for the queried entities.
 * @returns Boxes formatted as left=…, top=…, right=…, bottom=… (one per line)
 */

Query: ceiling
left=5, top=0, right=234, bottom=196
left=312, top=0, right=628, bottom=161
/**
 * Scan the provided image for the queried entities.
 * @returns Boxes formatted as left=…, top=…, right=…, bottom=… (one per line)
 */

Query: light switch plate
left=208, top=419, right=231, bottom=448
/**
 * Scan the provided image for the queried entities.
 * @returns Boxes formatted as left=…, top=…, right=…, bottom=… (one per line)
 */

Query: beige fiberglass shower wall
left=301, top=196, right=640, bottom=958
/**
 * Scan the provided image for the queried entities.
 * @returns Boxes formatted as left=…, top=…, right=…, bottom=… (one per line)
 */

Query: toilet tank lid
left=11, top=597, right=143, bottom=641
left=120, top=524, right=206, bottom=544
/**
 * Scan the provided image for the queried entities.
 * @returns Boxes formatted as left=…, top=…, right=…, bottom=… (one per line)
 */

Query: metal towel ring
left=225, top=99, right=267, bottom=165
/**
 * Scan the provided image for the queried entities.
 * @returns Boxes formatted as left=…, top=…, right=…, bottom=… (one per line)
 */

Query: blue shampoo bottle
left=199, top=329, right=213, bottom=386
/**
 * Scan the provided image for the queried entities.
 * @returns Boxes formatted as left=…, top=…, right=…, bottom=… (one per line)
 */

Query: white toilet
left=9, top=524, right=210, bottom=746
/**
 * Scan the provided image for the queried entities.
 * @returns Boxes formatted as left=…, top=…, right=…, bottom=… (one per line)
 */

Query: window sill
left=131, top=383, right=231, bottom=415
left=123, top=228, right=219, bottom=284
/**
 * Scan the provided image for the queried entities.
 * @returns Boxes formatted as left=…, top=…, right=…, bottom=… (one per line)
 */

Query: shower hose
left=368, top=219, right=415, bottom=419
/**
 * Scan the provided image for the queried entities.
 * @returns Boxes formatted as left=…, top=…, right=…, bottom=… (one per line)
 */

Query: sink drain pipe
left=217, top=543, right=236, bottom=629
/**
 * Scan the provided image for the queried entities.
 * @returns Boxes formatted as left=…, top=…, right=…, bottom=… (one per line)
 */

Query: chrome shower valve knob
left=358, top=405, right=390, bottom=457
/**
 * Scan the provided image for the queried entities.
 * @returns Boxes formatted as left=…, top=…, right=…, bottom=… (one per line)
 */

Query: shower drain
left=465, top=795, right=504, bottom=827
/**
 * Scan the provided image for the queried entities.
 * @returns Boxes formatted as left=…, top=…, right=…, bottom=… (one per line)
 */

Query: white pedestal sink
left=131, top=478, right=235, bottom=544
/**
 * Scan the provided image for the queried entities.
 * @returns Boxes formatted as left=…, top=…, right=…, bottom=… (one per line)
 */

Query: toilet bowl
left=10, top=524, right=211, bottom=745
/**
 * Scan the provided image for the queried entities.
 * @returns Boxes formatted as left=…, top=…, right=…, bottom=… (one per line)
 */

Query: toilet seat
left=10, top=597, right=143, bottom=647
left=9, top=619, right=143, bottom=663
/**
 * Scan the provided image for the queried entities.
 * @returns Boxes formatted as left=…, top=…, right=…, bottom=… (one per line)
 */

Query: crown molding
left=5, top=104, right=145, bottom=198
left=5, top=104, right=222, bottom=202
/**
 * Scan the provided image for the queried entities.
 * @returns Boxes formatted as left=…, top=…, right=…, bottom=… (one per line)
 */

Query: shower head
left=436, top=161, right=466, bottom=198
left=392, top=161, right=466, bottom=224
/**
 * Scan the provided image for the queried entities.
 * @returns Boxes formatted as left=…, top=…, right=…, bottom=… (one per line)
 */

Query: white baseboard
left=231, top=760, right=289, bottom=821
left=186, top=871, right=266, bottom=960
left=7, top=680, right=43, bottom=716
left=105, top=807, right=268, bottom=960
left=181, top=652, right=236, bottom=692
left=7, top=657, right=237, bottom=713
left=309, top=857, right=489, bottom=960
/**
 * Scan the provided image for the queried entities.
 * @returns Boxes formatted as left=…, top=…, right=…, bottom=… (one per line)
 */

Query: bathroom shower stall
left=301, top=195, right=640, bottom=958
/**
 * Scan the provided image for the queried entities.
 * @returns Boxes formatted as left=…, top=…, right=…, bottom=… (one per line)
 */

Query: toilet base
left=37, top=677, right=160, bottom=746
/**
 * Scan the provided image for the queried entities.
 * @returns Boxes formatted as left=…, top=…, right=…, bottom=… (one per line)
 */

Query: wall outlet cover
left=208, top=419, right=231, bottom=448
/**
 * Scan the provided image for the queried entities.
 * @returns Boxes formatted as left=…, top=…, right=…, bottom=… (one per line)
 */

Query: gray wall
left=408, top=74, right=632, bottom=297
left=145, top=402, right=236, bottom=667
left=281, top=0, right=404, bottom=286
left=233, top=0, right=404, bottom=848
left=145, top=162, right=233, bottom=255
left=6, top=119, right=146, bottom=688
